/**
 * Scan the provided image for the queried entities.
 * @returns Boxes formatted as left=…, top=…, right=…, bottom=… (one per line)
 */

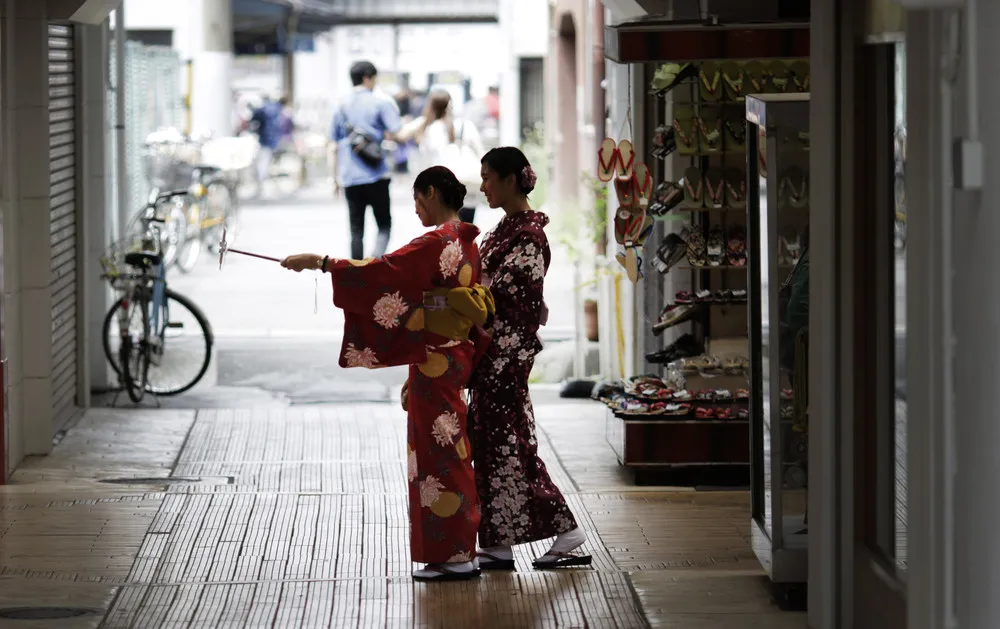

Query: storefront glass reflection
left=893, top=42, right=908, bottom=574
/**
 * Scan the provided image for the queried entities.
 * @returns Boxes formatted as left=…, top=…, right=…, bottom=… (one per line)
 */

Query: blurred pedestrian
left=329, top=60, right=402, bottom=259
left=398, top=90, right=485, bottom=224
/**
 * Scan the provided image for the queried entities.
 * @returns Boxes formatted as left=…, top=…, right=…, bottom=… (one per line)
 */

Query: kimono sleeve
left=327, top=234, right=444, bottom=369
left=486, top=230, right=549, bottom=366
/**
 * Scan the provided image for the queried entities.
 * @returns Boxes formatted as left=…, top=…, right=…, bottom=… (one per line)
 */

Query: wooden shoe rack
left=603, top=56, right=810, bottom=485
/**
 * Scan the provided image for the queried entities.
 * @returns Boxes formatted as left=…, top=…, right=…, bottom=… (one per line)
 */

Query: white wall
left=325, top=23, right=503, bottom=106
left=497, top=0, right=549, bottom=147
left=122, top=0, right=201, bottom=60
left=511, top=0, right=547, bottom=57
left=122, top=0, right=233, bottom=137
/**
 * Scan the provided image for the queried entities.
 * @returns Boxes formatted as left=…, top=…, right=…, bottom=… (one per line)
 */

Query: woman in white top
left=398, top=90, right=486, bottom=224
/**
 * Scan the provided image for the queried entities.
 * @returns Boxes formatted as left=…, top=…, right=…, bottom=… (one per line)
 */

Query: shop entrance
left=849, top=40, right=908, bottom=629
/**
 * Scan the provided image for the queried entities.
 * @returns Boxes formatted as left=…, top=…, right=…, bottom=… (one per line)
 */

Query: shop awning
left=604, top=17, right=810, bottom=64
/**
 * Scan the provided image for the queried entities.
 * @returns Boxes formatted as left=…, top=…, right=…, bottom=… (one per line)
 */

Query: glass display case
left=746, top=93, right=810, bottom=586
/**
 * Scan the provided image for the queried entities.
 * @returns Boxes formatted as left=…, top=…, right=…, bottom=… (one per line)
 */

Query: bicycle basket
left=100, top=236, right=157, bottom=278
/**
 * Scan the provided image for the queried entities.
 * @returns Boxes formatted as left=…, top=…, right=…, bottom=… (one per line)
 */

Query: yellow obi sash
left=422, top=285, right=495, bottom=341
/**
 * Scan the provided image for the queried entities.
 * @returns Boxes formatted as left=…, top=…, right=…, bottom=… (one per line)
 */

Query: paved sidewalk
left=0, top=398, right=805, bottom=628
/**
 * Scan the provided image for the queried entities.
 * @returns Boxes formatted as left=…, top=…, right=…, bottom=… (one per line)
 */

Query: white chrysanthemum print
left=439, top=239, right=463, bottom=278
left=504, top=244, right=546, bottom=282
left=373, top=291, right=408, bottom=329
left=419, top=476, right=445, bottom=507
left=496, top=332, right=521, bottom=351
left=407, top=448, right=417, bottom=482
left=432, top=412, right=461, bottom=446
left=343, top=343, right=379, bottom=369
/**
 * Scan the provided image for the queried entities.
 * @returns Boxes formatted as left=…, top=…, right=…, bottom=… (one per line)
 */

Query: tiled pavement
left=0, top=399, right=807, bottom=628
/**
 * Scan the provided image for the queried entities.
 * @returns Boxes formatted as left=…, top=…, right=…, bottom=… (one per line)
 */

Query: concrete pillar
left=953, top=2, right=1000, bottom=626
left=1, top=1, right=53, bottom=457
left=192, top=0, right=233, bottom=137
left=78, top=22, right=113, bottom=394
left=498, top=0, right=520, bottom=147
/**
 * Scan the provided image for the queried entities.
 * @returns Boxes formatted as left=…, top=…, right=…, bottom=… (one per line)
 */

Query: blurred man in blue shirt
left=329, top=61, right=402, bottom=259
left=251, top=95, right=291, bottom=193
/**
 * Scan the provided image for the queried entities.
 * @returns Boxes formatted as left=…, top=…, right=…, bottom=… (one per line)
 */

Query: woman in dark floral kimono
left=281, top=166, right=495, bottom=582
left=469, top=147, right=591, bottom=570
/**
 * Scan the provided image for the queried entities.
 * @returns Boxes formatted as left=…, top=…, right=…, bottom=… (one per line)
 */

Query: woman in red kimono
left=281, top=166, right=494, bottom=582
left=469, top=147, right=591, bottom=570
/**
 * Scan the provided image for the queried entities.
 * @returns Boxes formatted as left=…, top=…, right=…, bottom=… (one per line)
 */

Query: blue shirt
left=331, top=87, right=402, bottom=187
left=251, top=101, right=286, bottom=150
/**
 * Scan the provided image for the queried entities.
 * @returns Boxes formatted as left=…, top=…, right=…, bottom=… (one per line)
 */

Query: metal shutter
left=48, top=24, right=79, bottom=432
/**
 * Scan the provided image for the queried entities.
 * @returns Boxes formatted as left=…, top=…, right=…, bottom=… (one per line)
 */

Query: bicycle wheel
left=103, top=288, right=213, bottom=396
left=115, top=296, right=150, bottom=403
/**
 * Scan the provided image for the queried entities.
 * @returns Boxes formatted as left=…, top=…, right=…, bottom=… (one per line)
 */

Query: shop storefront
left=589, top=0, right=973, bottom=626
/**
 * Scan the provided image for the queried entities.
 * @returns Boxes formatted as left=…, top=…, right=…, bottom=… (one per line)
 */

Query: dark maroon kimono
left=468, top=210, right=578, bottom=548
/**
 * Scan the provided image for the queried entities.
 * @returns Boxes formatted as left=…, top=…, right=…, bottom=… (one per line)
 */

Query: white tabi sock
left=544, top=527, right=587, bottom=556
left=412, top=561, right=476, bottom=579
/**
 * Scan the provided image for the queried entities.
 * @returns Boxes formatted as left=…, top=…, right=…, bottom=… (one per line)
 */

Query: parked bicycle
left=100, top=190, right=214, bottom=403
left=141, top=130, right=243, bottom=274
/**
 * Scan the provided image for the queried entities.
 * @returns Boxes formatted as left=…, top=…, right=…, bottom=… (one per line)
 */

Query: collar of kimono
left=422, top=285, right=496, bottom=341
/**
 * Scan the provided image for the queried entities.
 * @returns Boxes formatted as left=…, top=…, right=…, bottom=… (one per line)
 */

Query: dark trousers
left=344, top=179, right=392, bottom=260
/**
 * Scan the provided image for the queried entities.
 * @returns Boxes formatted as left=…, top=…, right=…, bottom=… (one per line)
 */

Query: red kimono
left=328, top=221, right=484, bottom=564
left=468, top=211, right=579, bottom=548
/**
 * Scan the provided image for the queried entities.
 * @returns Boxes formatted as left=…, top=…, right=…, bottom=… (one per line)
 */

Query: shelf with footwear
left=606, top=56, right=810, bottom=482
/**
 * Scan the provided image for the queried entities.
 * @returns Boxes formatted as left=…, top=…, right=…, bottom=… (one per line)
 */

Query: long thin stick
left=226, top=248, right=281, bottom=263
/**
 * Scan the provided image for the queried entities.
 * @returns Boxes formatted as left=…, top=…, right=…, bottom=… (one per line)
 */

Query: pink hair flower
left=521, top=165, right=537, bottom=190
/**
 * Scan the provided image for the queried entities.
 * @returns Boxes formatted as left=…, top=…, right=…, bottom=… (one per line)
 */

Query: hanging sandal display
left=652, top=232, right=688, bottom=274
left=652, top=303, right=702, bottom=335
left=697, top=109, right=723, bottom=154
left=706, top=225, right=726, bottom=267
left=789, top=60, right=810, bottom=93
left=616, top=139, right=635, bottom=180
left=649, top=181, right=684, bottom=217
left=597, top=137, right=619, bottom=182
left=634, top=213, right=654, bottom=246
left=681, top=167, right=704, bottom=209
left=685, top=226, right=707, bottom=267
left=651, top=124, right=677, bottom=160
left=744, top=61, right=767, bottom=95
left=614, top=176, right=636, bottom=208
left=723, top=108, right=747, bottom=152
left=650, top=62, right=697, bottom=97
left=766, top=60, right=790, bottom=93
left=721, top=61, right=745, bottom=101
left=727, top=225, right=747, bottom=266
left=699, top=61, right=723, bottom=102
left=672, top=105, right=700, bottom=156
left=633, top=163, right=654, bottom=209
left=704, top=168, right=725, bottom=209
left=723, top=167, right=747, bottom=209
left=785, top=165, right=808, bottom=208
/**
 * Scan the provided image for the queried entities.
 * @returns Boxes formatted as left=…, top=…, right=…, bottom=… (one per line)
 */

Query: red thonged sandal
left=614, top=176, right=635, bottom=207
left=598, top=137, right=619, bottom=182
left=616, top=139, right=635, bottom=180
left=633, top=162, right=653, bottom=209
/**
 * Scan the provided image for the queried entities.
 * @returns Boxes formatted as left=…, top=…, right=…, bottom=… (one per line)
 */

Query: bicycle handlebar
left=156, top=189, right=190, bottom=203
